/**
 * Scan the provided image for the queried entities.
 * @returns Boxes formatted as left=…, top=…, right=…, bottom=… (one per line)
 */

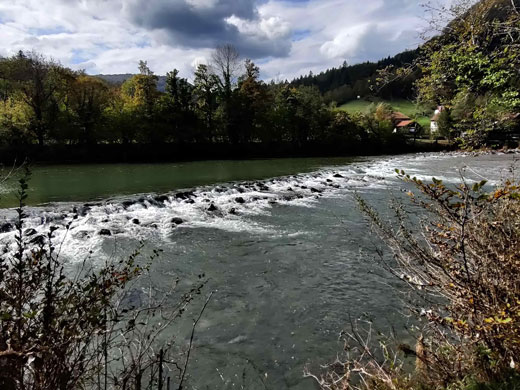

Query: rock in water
left=171, top=217, right=184, bottom=225
left=24, top=228, right=37, bottom=236
left=207, top=204, right=219, bottom=212
left=98, top=229, right=112, bottom=236
left=0, top=223, right=14, bottom=233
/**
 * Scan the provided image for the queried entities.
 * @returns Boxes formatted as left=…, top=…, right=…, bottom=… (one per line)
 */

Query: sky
left=0, top=0, right=450, bottom=81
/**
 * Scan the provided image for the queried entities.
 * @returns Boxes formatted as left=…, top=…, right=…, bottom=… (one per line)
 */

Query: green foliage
left=417, top=0, right=520, bottom=148
left=0, top=49, right=413, bottom=154
left=292, top=49, right=420, bottom=105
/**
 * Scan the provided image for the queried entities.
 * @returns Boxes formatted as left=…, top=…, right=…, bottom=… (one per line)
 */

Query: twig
left=177, top=291, right=214, bottom=390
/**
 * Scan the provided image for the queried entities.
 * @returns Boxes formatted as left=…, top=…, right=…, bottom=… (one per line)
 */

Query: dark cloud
left=124, top=0, right=291, bottom=58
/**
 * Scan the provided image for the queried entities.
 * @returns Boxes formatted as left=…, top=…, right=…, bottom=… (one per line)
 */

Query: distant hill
left=291, top=49, right=420, bottom=105
left=96, top=74, right=168, bottom=92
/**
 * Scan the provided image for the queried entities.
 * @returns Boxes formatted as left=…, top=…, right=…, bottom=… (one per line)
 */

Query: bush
left=309, top=170, right=520, bottom=389
left=0, top=170, right=208, bottom=390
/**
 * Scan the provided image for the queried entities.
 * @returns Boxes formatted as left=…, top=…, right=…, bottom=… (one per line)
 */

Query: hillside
left=338, top=99, right=432, bottom=129
left=291, top=49, right=420, bottom=105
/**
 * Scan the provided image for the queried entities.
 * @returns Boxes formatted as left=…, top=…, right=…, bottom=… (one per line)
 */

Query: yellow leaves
left=484, top=315, right=514, bottom=325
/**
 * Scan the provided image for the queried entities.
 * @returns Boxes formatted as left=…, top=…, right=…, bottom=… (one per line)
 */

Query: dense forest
left=291, top=49, right=420, bottom=104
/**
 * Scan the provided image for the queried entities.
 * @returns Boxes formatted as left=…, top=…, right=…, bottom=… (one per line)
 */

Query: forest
left=0, top=46, right=419, bottom=164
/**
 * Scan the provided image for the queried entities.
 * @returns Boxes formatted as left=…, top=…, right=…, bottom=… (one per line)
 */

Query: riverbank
left=0, top=139, right=453, bottom=165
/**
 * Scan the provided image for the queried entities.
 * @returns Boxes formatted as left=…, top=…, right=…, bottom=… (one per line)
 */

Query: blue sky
left=0, top=0, right=453, bottom=80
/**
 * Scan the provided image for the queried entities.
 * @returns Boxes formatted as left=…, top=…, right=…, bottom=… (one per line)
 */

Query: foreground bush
left=308, top=171, right=520, bottom=389
left=0, top=172, right=207, bottom=390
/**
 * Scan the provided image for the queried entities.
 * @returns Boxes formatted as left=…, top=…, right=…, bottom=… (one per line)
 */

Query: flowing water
left=0, top=152, right=517, bottom=389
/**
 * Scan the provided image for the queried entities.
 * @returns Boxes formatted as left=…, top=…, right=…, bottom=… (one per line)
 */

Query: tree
left=120, top=62, right=159, bottom=143
left=0, top=51, right=67, bottom=146
left=417, top=0, right=520, bottom=147
left=193, top=64, right=219, bottom=142
left=211, top=45, right=241, bottom=144
left=236, top=59, right=270, bottom=143
left=65, top=74, right=110, bottom=145
left=437, top=108, right=454, bottom=140
left=159, top=69, right=197, bottom=143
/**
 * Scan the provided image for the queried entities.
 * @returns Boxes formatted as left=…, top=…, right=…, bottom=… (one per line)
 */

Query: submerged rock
left=175, top=191, right=195, bottom=200
left=207, top=204, right=219, bottom=212
left=98, top=229, right=112, bottom=236
left=171, top=217, right=184, bottom=225
left=234, top=197, right=245, bottom=204
left=0, top=223, right=14, bottom=233
left=333, top=173, right=344, bottom=178
left=310, top=188, right=322, bottom=193
left=154, top=195, right=169, bottom=203
left=131, top=219, right=140, bottom=225
left=24, top=228, right=37, bottom=236
left=121, top=200, right=136, bottom=209
left=73, top=205, right=91, bottom=216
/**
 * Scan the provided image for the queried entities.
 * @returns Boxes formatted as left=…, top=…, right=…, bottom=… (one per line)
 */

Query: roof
left=396, top=120, right=415, bottom=127
left=392, top=112, right=410, bottom=121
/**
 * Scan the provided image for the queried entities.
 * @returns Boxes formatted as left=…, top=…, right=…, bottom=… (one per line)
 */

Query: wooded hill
left=290, top=49, right=420, bottom=105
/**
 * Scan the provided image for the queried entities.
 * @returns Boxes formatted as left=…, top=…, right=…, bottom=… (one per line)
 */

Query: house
left=396, top=119, right=418, bottom=135
left=391, top=112, right=411, bottom=127
left=390, top=112, right=418, bottom=135
left=430, top=106, right=445, bottom=134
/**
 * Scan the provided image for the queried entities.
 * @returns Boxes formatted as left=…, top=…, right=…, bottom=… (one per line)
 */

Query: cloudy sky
left=0, top=0, right=448, bottom=80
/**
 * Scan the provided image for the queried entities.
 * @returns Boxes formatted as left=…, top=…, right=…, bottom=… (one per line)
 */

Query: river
left=0, top=152, right=516, bottom=389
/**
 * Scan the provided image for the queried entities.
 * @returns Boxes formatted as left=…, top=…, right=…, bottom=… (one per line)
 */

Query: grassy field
left=338, top=99, right=432, bottom=129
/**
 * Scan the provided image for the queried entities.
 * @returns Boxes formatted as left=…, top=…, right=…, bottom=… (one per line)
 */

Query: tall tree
left=1, top=51, right=66, bottom=146
left=65, top=74, right=110, bottom=145
left=237, top=59, right=270, bottom=143
left=211, top=44, right=240, bottom=144
left=193, top=64, right=219, bottom=142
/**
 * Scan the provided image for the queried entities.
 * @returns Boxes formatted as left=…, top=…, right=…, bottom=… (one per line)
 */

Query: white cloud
left=186, top=0, right=219, bottom=10
left=0, top=0, right=452, bottom=80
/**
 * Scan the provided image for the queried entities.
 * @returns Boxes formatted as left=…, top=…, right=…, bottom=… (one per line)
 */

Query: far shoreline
left=0, top=140, right=454, bottom=166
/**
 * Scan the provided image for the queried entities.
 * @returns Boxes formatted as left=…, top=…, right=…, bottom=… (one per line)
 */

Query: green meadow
left=338, top=99, right=432, bottom=129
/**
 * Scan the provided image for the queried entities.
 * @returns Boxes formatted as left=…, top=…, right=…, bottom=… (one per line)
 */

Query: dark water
left=0, top=152, right=516, bottom=389
left=0, top=157, right=357, bottom=208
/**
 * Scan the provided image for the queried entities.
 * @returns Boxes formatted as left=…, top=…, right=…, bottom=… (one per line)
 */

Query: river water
left=0, top=152, right=517, bottom=389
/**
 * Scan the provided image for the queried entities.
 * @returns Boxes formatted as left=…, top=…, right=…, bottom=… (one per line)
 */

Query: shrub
left=309, top=170, right=520, bottom=389
left=0, top=170, right=208, bottom=390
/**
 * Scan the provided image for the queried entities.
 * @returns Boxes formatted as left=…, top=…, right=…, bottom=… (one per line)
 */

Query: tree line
left=291, top=49, right=420, bottom=105
left=0, top=46, right=409, bottom=157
